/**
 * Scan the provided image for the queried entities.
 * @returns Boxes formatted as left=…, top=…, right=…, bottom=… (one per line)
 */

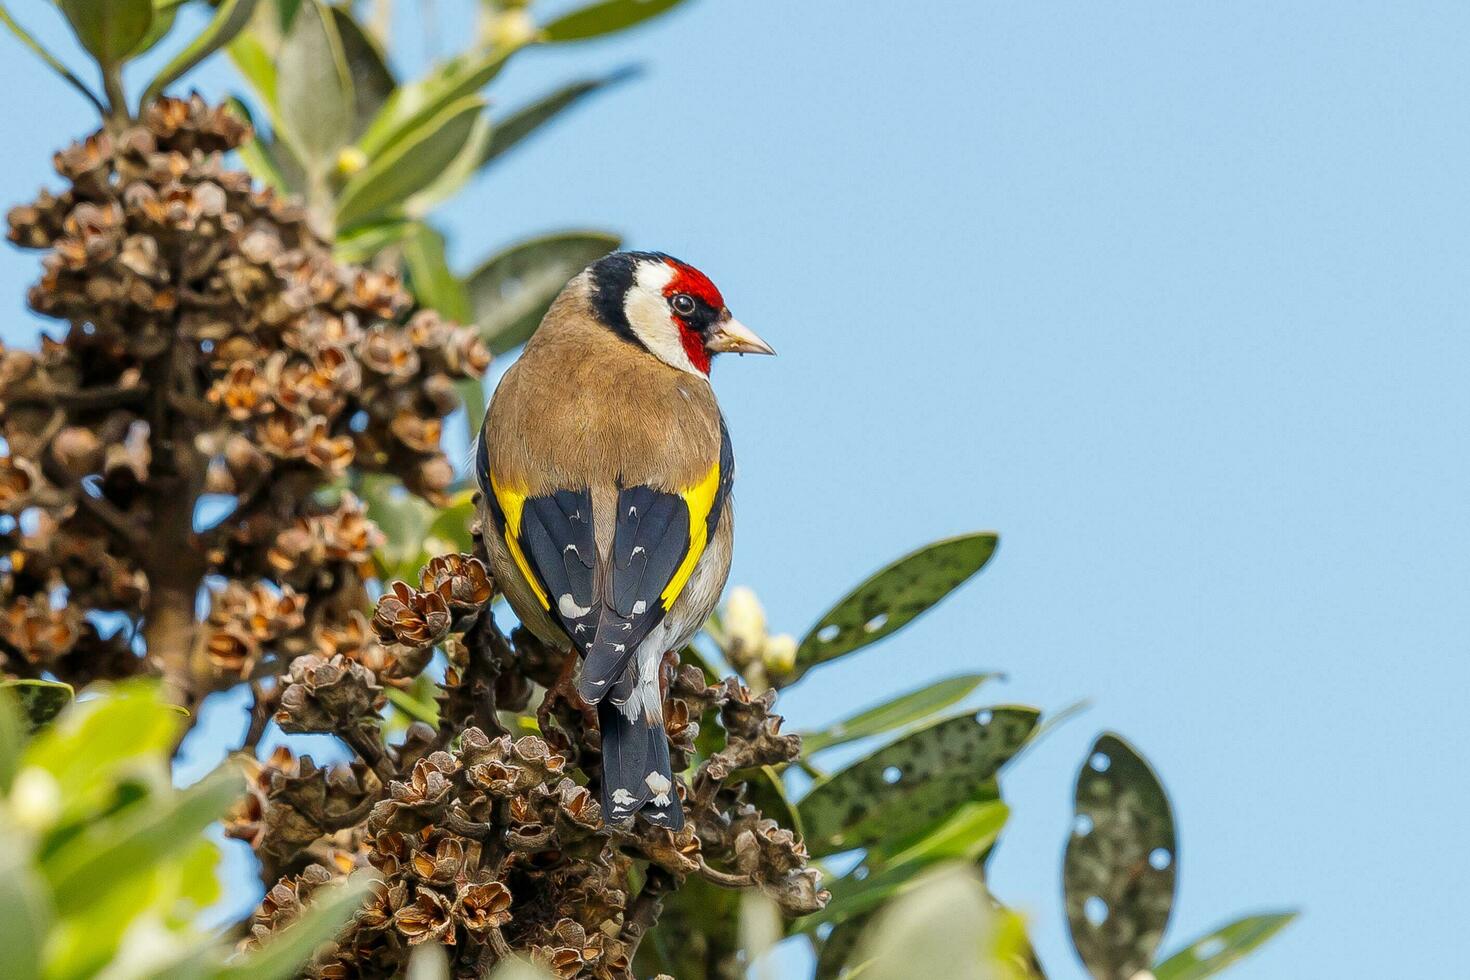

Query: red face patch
left=662, top=259, right=723, bottom=375
left=662, top=259, right=725, bottom=310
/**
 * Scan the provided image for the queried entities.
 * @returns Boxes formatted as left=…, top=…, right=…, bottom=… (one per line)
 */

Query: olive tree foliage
left=0, top=2, right=1295, bottom=978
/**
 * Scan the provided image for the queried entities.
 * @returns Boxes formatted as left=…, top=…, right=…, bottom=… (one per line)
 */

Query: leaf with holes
left=543, top=0, right=688, bottom=42
left=797, top=706, right=1037, bottom=858
left=466, top=232, right=621, bottom=354
left=0, top=679, right=73, bottom=733
left=1154, top=911, right=1298, bottom=980
left=794, top=532, right=998, bottom=681
left=800, top=673, right=995, bottom=755
left=1064, top=733, right=1177, bottom=980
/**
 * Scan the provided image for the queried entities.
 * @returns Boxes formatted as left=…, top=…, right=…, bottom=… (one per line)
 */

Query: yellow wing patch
left=660, top=458, right=723, bottom=609
left=489, top=474, right=550, bottom=610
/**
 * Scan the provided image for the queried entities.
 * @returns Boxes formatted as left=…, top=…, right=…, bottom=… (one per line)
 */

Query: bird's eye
left=671, top=293, right=697, bottom=317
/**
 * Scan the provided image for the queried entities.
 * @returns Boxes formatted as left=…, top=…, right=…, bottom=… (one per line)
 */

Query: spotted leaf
left=797, top=706, right=1038, bottom=858
left=0, top=679, right=73, bottom=733
left=1064, top=733, right=1177, bottom=980
left=466, top=232, right=621, bottom=354
left=793, top=533, right=998, bottom=681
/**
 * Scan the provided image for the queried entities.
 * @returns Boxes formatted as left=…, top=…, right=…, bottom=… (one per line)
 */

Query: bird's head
left=585, top=251, right=774, bottom=377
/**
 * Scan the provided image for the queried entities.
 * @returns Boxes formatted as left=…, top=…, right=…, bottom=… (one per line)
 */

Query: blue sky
left=2, top=2, right=1467, bottom=976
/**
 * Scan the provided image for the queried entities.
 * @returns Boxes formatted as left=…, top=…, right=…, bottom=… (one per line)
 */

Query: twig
left=622, top=866, right=674, bottom=959
left=342, top=724, right=398, bottom=785
left=444, top=811, right=494, bottom=840
left=696, top=857, right=753, bottom=889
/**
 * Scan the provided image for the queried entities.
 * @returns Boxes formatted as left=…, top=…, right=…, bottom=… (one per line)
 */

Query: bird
left=474, top=251, right=774, bottom=830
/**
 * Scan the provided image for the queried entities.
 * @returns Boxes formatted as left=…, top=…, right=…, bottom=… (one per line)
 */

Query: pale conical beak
left=706, top=317, right=776, bottom=356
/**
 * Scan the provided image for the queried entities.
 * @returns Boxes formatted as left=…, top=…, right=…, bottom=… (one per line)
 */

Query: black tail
left=597, top=700, right=684, bottom=830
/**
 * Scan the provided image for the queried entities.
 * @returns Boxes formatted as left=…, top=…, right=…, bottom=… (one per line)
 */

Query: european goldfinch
left=475, top=252, right=773, bottom=829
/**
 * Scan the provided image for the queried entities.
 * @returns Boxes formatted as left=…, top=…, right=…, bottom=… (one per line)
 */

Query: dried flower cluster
left=3, top=100, right=825, bottom=977
left=0, top=97, right=487, bottom=702
left=227, top=536, right=827, bottom=976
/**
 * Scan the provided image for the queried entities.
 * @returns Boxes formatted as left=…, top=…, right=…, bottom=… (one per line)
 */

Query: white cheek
left=625, top=264, right=702, bottom=376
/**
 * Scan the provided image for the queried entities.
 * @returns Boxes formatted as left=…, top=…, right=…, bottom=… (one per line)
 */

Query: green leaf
left=128, top=1, right=177, bottom=59
left=385, top=685, right=439, bottom=728
left=226, top=31, right=279, bottom=122
left=0, top=5, right=106, bottom=114
left=330, top=5, right=395, bottom=136
left=797, top=706, right=1038, bottom=857
left=814, top=914, right=868, bottom=980
left=143, top=0, right=259, bottom=105
left=274, top=0, right=354, bottom=175
left=800, top=673, right=994, bottom=755
left=403, top=222, right=471, bottom=323
left=794, top=532, right=999, bottom=681
left=23, top=680, right=181, bottom=822
left=216, top=875, right=369, bottom=980
left=848, top=865, right=997, bottom=980
left=0, top=680, right=74, bottom=733
left=335, top=96, right=484, bottom=230
left=407, top=942, right=451, bottom=980
left=479, top=69, right=637, bottom=169
left=58, top=0, right=154, bottom=67
left=876, top=797, right=1010, bottom=870
left=0, top=844, right=47, bottom=980
left=356, top=46, right=512, bottom=162
left=465, top=231, right=620, bottom=354
left=543, top=0, right=687, bottom=42
left=42, top=765, right=244, bottom=915
left=1064, top=733, right=1177, bottom=980
left=405, top=112, right=494, bottom=218
left=1154, top=912, right=1299, bottom=980
left=797, top=801, right=1008, bottom=933
left=742, top=764, right=802, bottom=838
left=334, top=218, right=414, bottom=264
left=225, top=96, right=292, bottom=194
left=362, top=476, right=437, bottom=582
left=423, top=490, right=477, bottom=557
left=0, top=688, right=24, bottom=793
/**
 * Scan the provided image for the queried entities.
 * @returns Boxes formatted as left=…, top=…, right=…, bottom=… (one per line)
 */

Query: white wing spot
left=558, top=593, right=592, bottom=618
left=612, top=643, right=625, bottom=652
left=612, top=788, right=636, bottom=807
left=591, top=678, right=607, bottom=686
left=563, top=544, right=579, bottom=556
left=627, top=506, right=638, bottom=518
left=632, top=600, right=647, bottom=615
left=644, top=771, right=672, bottom=806
left=631, top=546, right=645, bottom=557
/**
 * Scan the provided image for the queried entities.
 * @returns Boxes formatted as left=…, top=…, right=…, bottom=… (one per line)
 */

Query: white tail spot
left=559, top=593, right=592, bottom=618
